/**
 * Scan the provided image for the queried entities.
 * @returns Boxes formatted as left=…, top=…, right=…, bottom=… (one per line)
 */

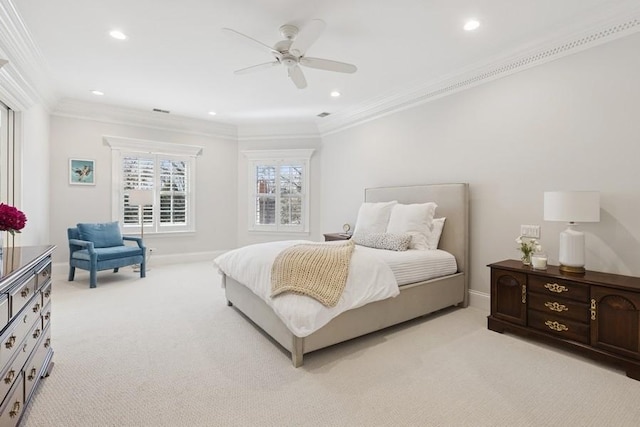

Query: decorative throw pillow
left=352, top=201, right=397, bottom=235
left=386, top=202, right=438, bottom=250
left=77, top=222, right=124, bottom=248
left=352, top=232, right=412, bottom=251
left=426, top=217, right=446, bottom=250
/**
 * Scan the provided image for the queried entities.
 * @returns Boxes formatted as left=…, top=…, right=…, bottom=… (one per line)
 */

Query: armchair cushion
left=77, top=222, right=123, bottom=248
left=71, top=245, right=143, bottom=261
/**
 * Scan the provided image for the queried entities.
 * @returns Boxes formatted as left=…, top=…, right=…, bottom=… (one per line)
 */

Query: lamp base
left=559, top=264, right=585, bottom=274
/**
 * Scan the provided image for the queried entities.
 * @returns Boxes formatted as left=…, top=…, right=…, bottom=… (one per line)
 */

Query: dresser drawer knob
left=5, top=335, right=16, bottom=349
left=590, top=298, right=597, bottom=321
left=9, top=401, right=20, bottom=418
left=33, top=328, right=41, bottom=339
left=4, top=369, right=15, bottom=384
left=33, top=303, right=41, bottom=313
left=28, top=367, right=37, bottom=381
left=44, top=338, right=51, bottom=348
left=544, top=283, right=568, bottom=293
left=44, top=289, right=51, bottom=298
left=544, top=320, right=569, bottom=332
left=21, top=287, right=30, bottom=298
left=44, top=311, right=51, bottom=321
left=544, top=301, right=568, bottom=312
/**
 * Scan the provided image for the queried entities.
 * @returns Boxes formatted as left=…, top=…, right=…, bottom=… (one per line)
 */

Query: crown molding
left=53, top=98, right=238, bottom=140
left=0, top=0, right=57, bottom=111
left=236, top=122, right=320, bottom=141
left=318, top=11, right=640, bottom=136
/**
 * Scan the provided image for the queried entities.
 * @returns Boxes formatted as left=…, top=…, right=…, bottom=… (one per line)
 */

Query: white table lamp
left=128, top=189, right=154, bottom=239
left=544, top=191, right=600, bottom=274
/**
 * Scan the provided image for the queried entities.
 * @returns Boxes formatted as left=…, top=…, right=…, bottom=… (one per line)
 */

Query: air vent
left=152, top=108, right=170, bottom=114
left=317, top=112, right=331, bottom=118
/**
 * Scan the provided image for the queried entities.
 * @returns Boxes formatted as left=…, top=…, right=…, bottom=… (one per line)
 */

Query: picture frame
left=69, top=158, right=95, bottom=185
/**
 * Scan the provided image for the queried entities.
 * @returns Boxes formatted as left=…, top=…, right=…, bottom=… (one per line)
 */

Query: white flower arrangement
left=516, top=236, right=542, bottom=264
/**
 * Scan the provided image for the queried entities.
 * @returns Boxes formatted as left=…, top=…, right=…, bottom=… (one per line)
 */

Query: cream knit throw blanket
left=271, top=240, right=355, bottom=307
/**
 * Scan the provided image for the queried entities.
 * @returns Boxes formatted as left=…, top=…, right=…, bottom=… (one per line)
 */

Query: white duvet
left=214, top=240, right=399, bottom=337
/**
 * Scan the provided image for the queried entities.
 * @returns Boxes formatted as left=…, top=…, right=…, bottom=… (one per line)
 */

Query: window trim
left=105, top=135, right=203, bottom=235
left=243, top=149, right=314, bottom=234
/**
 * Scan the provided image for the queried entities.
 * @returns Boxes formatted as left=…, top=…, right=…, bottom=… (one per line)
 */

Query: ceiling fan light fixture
left=464, top=19, right=480, bottom=31
left=109, top=30, right=128, bottom=40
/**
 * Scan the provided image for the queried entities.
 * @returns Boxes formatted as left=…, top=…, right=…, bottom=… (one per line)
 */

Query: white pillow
left=386, top=202, right=438, bottom=250
left=352, top=201, right=397, bottom=235
left=426, top=217, right=446, bottom=250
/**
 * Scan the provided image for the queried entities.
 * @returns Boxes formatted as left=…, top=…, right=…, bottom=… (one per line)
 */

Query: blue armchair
left=68, top=221, right=146, bottom=288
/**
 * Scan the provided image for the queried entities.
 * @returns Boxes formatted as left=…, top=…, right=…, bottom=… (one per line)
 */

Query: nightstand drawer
left=528, top=276, right=589, bottom=302
left=528, top=310, right=589, bottom=344
left=528, top=293, right=589, bottom=323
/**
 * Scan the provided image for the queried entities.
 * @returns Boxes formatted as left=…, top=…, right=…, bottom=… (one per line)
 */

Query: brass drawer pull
left=4, top=369, right=15, bottom=384
left=44, top=338, right=51, bottom=348
left=544, top=301, right=568, bottom=312
left=521, top=284, right=526, bottom=303
left=5, top=335, right=16, bottom=349
left=544, top=283, right=568, bottom=293
left=28, top=367, right=37, bottom=381
left=32, top=303, right=41, bottom=313
left=9, top=401, right=20, bottom=418
left=44, top=311, right=51, bottom=321
left=44, top=289, right=51, bottom=298
left=545, top=320, right=569, bottom=332
left=21, top=287, right=30, bottom=298
left=33, top=328, right=41, bottom=339
left=590, top=298, right=597, bottom=321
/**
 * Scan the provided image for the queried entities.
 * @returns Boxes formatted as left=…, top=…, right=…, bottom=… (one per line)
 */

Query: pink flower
left=0, top=203, right=27, bottom=235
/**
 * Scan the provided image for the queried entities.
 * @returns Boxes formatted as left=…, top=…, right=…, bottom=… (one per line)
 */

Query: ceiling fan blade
left=234, top=61, right=280, bottom=75
left=299, top=57, right=357, bottom=73
left=222, top=27, right=280, bottom=55
left=289, top=19, right=326, bottom=57
left=288, top=65, right=307, bottom=89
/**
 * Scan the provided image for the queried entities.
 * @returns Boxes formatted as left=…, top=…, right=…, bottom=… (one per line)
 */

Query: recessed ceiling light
left=330, top=91, right=341, bottom=97
left=208, top=111, right=217, bottom=116
left=91, top=90, right=104, bottom=96
left=464, top=19, right=480, bottom=31
left=109, top=30, right=127, bottom=40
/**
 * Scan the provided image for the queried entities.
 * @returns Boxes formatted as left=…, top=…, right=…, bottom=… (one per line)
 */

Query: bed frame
left=223, top=183, right=469, bottom=367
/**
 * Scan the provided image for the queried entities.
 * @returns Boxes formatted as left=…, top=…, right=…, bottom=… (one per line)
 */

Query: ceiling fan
left=222, top=19, right=357, bottom=89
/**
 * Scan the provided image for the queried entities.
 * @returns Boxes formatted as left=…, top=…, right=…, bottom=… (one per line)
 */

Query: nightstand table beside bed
left=323, top=233, right=351, bottom=242
left=488, top=259, right=640, bottom=380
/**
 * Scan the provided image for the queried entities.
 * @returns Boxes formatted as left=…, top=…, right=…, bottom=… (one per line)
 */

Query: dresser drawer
left=9, top=275, right=37, bottom=318
left=0, top=333, right=32, bottom=406
left=12, top=296, right=41, bottom=346
left=0, top=296, right=8, bottom=334
left=35, top=261, right=52, bottom=291
left=528, top=310, right=589, bottom=344
left=0, top=376, right=23, bottom=427
left=23, top=325, right=51, bottom=403
left=528, top=275, right=589, bottom=302
left=41, top=282, right=52, bottom=310
left=528, top=293, right=590, bottom=323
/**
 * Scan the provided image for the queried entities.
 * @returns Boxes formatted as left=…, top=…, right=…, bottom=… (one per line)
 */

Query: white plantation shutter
left=159, top=158, right=188, bottom=227
left=244, top=149, right=313, bottom=233
left=123, top=156, right=155, bottom=226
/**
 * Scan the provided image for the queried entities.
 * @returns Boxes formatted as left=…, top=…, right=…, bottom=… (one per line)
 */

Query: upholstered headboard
left=364, top=183, right=469, bottom=280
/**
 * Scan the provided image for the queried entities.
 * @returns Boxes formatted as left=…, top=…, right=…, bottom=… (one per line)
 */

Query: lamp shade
left=128, top=189, right=154, bottom=206
left=543, top=191, right=600, bottom=223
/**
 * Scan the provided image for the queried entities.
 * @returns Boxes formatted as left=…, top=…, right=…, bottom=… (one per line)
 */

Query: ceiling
left=11, top=0, right=640, bottom=129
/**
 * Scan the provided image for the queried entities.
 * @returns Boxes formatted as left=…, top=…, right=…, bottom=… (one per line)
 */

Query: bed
left=218, top=183, right=469, bottom=367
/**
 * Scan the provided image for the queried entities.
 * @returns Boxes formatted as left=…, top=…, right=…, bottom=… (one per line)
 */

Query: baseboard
left=468, top=290, right=490, bottom=313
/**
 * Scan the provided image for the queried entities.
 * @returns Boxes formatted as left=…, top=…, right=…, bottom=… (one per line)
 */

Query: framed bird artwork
left=69, top=158, right=95, bottom=185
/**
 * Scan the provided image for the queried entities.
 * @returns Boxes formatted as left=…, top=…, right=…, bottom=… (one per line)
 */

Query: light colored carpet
left=21, top=261, right=640, bottom=427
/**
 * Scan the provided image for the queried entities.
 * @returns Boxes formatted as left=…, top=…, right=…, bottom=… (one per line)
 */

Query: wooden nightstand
left=488, top=259, right=640, bottom=380
left=323, top=233, right=351, bottom=241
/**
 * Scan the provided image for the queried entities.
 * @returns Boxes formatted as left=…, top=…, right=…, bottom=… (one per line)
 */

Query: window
left=244, top=149, right=314, bottom=233
left=105, top=136, right=203, bottom=235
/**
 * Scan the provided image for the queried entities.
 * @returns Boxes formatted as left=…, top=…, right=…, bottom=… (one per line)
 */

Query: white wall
left=320, top=32, right=640, bottom=307
left=18, top=103, right=50, bottom=246
left=236, top=137, right=323, bottom=247
left=49, top=115, right=238, bottom=264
